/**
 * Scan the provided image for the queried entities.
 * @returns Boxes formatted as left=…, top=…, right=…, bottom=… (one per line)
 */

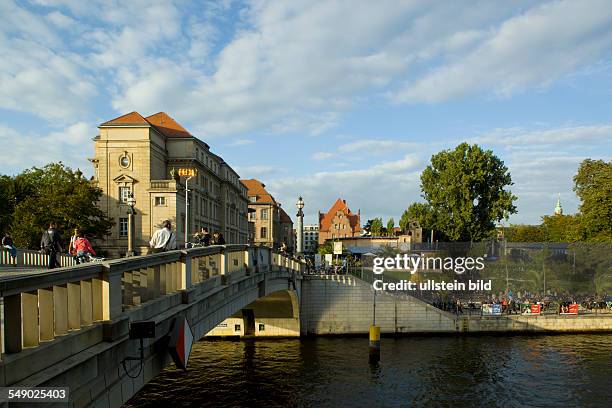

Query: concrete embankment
left=300, top=275, right=612, bottom=335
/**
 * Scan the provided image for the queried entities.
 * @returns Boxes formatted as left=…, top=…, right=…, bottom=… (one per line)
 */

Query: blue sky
left=1, top=0, right=611, bottom=226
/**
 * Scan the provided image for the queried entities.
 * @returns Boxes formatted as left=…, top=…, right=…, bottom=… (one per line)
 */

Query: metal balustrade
left=0, top=245, right=303, bottom=356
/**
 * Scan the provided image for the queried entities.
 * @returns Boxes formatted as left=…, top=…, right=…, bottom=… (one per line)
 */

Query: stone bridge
left=0, top=245, right=303, bottom=407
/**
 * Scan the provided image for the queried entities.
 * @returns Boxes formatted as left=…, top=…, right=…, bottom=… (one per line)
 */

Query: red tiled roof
left=319, top=198, right=361, bottom=232
left=99, top=111, right=193, bottom=139
left=241, top=179, right=277, bottom=204
left=100, top=111, right=150, bottom=126
left=145, top=112, right=192, bottom=138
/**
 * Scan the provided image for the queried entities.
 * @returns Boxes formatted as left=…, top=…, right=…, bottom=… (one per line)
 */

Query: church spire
left=554, top=193, right=563, bottom=216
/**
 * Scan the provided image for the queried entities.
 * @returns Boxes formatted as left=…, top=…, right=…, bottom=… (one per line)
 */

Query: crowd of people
left=191, top=227, right=226, bottom=247
left=428, top=290, right=612, bottom=316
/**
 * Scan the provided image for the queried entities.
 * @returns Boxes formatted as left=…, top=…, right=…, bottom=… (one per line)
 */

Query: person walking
left=149, top=220, right=177, bottom=253
left=41, top=222, right=62, bottom=269
left=73, top=230, right=96, bottom=263
left=2, top=232, right=17, bottom=262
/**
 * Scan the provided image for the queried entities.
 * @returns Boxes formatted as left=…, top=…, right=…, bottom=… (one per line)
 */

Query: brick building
left=318, top=198, right=361, bottom=245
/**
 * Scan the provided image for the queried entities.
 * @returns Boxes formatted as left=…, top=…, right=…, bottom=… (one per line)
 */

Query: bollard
left=369, top=325, right=380, bottom=362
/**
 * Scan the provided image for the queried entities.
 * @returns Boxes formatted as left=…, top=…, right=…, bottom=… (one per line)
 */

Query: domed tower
left=554, top=193, right=563, bottom=216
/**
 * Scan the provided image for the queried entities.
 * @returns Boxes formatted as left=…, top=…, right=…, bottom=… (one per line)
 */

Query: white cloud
left=45, top=10, right=76, bottom=29
left=338, top=139, right=420, bottom=155
left=0, top=122, right=94, bottom=175
left=396, top=0, right=612, bottom=102
left=3, top=0, right=612, bottom=136
left=228, top=138, right=254, bottom=147
left=470, top=124, right=612, bottom=148
left=234, top=165, right=283, bottom=179
left=312, top=152, right=334, bottom=161
left=268, top=154, right=422, bottom=224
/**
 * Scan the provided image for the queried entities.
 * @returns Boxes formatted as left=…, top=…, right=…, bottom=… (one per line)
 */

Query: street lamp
left=178, top=168, right=197, bottom=248
left=296, top=196, right=304, bottom=254
left=126, top=193, right=136, bottom=257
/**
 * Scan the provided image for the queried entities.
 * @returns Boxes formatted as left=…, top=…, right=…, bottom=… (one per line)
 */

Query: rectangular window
left=260, top=227, right=267, bottom=239
left=261, top=209, right=268, bottom=220
left=119, top=217, right=128, bottom=237
left=154, top=196, right=166, bottom=206
left=119, top=186, right=131, bottom=203
left=250, top=196, right=257, bottom=203
left=181, top=213, right=185, bottom=233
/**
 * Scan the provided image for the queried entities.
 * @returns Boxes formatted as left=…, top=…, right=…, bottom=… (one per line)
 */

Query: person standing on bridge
left=149, top=220, right=177, bottom=253
left=41, top=222, right=62, bottom=269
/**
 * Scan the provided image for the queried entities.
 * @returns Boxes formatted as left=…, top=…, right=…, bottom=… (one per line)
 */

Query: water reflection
left=126, top=335, right=612, bottom=408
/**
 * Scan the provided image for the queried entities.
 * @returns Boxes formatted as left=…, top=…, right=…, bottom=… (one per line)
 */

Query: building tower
left=554, top=193, right=563, bottom=216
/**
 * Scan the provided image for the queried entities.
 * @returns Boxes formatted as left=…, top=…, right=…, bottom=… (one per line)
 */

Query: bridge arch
left=206, top=289, right=300, bottom=337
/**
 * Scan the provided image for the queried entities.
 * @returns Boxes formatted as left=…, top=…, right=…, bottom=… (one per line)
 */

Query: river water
left=126, top=335, right=611, bottom=408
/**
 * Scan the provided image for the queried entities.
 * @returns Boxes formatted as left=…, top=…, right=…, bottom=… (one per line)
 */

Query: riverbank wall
left=300, top=275, right=612, bottom=335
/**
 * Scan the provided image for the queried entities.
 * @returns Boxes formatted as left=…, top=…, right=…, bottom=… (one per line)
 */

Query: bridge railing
left=0, top=245, right=303, bottom=356
left=0, top=247, right=76, bottom=268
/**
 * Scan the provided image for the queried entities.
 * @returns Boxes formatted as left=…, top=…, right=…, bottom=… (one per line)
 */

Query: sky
left=1, top=0, right=611, bottom=226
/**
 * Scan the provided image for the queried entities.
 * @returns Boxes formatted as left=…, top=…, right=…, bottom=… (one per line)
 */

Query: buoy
left=369, top=325, right=380, bottom=362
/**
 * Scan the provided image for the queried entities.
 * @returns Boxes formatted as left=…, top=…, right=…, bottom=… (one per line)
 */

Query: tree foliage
left=573, top=159, right=612, bottom=241
left=370, top=217, right=383, bottom=236
left=419, top=143, right=517, bottom=241
left=1, top=163, right=113, bottom=249
left=506, top=159, right=611, bottom=243
left=317, top=241, right=332, bottom=255
left=386, top=218, right=394, bottom=236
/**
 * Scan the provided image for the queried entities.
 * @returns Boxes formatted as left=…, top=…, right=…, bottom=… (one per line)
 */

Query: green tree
left=317, top=241, right=332, bottom=255
left=7, top=163, right=113, bottom=249
left=386, top=218, right=395, bottom=236
left=370, top=217, right=383, bottom=236
left=399, top=210, right=410, bottom=232
left=363, top=219, right=374, bottom=235
left=540, top=214, right=584, bottom=242
left=506, top=224, right=546, bottom=242
left=420, top=143, right=517, bottom=241
left=573, top=159, right=612, bottom=242
left=405, top=202, right=436, bottom=230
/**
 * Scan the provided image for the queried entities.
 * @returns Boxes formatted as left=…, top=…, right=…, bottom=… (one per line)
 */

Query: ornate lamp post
left=126, top=193, right=136, bottom=257
left=178, top=168, right=197, bottom=248
left=296, top=196, right=304, bottom=254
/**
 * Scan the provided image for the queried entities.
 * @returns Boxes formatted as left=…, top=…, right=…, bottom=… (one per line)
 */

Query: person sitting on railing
left=68, top=228, right=79, bottom=263
left=2, top=232, right=17, bottom=260
left=149, top=220, right=177, bottom=253
left=198, top=227, right=212, bottom=246
left=73, top=230, right=96, bottom=263
left=213, top=232, right=226, bottom=245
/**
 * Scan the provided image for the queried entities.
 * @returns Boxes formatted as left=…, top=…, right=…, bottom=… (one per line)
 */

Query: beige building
left=90, top=111, right=248, bottom=257
left=241, top=179, right=294, bottom=251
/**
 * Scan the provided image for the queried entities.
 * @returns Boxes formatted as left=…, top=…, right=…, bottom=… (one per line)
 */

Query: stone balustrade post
left=181, top=251, right=192, bottom=290
left=244, top=249, right=251, bottom=275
